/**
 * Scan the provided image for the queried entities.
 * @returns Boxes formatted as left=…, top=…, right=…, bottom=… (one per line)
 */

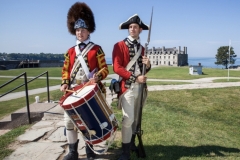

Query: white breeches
left=64, top=112, right=78, bottom=144
left=121, top=83, right=140, bottom=143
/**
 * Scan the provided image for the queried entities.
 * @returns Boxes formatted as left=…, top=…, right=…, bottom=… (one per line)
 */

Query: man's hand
left=142, top=56, right=151, bottom=68
left=136, top=75, right=147, bottom=83
left=60, top=84, right=68, bottom=92
left=89, top=73, right=99, bottom=83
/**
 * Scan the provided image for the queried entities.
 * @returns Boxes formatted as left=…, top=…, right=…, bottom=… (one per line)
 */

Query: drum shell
left=59, top=83, right=117, bottom=144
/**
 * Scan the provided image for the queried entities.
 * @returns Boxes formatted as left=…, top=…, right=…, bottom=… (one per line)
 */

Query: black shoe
left=63, top=139, right=79, bottom=160
left=86, top=144, right=96, bottom=159
left=118, top=143, right=131, bottom=160
left=63, top=151, right=79, bottom=160
left=87, top=152, right=96, bottom=159
left=118, top=154, right=130, bottom=160
left=130, top=143, right=138, bottom=154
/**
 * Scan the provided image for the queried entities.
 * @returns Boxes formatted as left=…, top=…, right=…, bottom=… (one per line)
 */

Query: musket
left=134, top=7, right=153, bottom=158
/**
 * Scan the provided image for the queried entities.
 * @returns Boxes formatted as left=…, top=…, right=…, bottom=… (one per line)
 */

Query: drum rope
left=61, top=80, right=118, bottom=155
left=70, top=103, right=91, bottom=132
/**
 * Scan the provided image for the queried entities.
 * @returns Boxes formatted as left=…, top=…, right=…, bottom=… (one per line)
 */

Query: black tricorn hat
left=119, top=14, right=149, bottom=30
left=67, top=2, right=95, bottom=35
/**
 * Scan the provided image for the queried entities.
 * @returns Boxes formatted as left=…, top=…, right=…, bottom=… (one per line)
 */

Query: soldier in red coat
left=112, top=14, right=151, bottom=160
left=60, top=2, right=108, bottom=160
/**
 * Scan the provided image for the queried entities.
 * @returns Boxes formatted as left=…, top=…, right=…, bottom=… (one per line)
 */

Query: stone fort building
left=147, top=46, right=188, bottom=66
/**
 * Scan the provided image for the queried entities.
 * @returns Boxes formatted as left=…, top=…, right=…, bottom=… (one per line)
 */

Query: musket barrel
left=135, top=7, right=154, bottom=158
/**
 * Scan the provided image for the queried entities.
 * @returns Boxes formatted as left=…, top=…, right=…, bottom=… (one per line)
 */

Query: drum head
left=63, top=84, right=96, bottom=105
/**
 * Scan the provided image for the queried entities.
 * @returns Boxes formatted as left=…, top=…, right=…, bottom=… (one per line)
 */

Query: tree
left=215, top=46, right=237, bottom=69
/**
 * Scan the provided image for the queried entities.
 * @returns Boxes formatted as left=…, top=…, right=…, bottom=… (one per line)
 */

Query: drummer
left=60, top=2, right=109, bottom=160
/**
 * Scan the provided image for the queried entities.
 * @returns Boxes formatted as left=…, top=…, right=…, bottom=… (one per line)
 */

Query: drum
left=59, top=83, right=118, bottom=145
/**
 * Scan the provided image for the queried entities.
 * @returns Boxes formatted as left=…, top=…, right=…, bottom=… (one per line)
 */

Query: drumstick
left=75, top=67, right=107, bottom=95
left=66, top=89, right=76, bottom=93
left=75, top=81, right=91, bottom=95
left=96, top=67, right=106, bottom=76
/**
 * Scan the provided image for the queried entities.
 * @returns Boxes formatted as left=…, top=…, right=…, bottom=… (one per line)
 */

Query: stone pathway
left=2, top=89, right=118, bottom=160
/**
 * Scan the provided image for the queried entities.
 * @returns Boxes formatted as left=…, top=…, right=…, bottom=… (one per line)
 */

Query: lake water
left=106, top=57, right=240, bottom=69
left=188, top=57, right=240, bottom=69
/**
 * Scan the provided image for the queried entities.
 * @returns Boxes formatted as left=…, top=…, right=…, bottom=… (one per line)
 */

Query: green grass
left=1, top=87, right=240, bottom=160
left=1, top=67, right=240, bottom=159
left=2, top=87, right=240, bottom=159
left=0, top=90, right=63, bottom=120
left=0, top=125, right=30, bottom=160
left=0, top=65, right=115, bottom=77
left=147, top=81, right=192, bottom=85
left=105, top=81, right=192, bottom=88
left=0, top=78, right=61, bottom=94
left=213, top=79, right=240, bottom=83
left=111, top=87, right=240, bottom=159
left=0, top=67, right=62, bottom=77
left=147, top=66, right=240, bottom=79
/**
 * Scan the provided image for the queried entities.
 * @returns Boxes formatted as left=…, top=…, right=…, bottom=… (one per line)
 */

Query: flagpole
left=228, top=39, right=231, bottom=81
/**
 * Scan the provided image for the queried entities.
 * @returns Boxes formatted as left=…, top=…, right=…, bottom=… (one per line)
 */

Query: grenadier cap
left=67, top=2, right=95, bottom=35
left=119, top=14, right=149, bottom=30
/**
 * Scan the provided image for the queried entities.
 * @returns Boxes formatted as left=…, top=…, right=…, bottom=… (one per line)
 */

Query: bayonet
left=147, top=7, right=153, bottom=45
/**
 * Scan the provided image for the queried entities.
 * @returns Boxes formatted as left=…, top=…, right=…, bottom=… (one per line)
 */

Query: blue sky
left=0, top=0, right=239, bottom=58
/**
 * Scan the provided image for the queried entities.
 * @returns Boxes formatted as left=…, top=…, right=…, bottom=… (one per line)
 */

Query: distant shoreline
left=105, top=57, right=240, bottom=69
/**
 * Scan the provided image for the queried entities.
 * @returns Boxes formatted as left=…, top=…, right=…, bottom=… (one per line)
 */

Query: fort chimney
left=184, top=46, right=187, bottom=54
left=162, top=46, right=165, bottom=52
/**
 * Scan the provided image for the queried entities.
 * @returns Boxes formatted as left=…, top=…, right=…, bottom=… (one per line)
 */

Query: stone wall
left=0, top=60, right=20, bottom=69
left=0, top=60, right=63, bottom=70
left=39, top=60, right=63, bottom=67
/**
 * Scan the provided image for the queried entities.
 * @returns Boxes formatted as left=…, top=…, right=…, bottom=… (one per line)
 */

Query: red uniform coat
left=62, top=44, right=108, bottom=92
left=112, top=40, right=146, bottom=96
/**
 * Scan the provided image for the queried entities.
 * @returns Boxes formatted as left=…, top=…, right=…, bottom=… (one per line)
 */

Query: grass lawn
left=1, top=67, right=240, bottom=159
left=0, top=78, right=61, bottom=94
left=0, top=67, right=62, bottom=77
left=0, top=90, right=63, bottom=120
left=147, top=66, right=240, bottom=79
left=1, top=66, right=239, bottom=80
left=147, top=81, right=192, bottom=85
left=0, top=65, right=115, bottom=77
left=111, top=87, right=240, bottom=159
left=1, top=87, right=240, bottom=159
left=213, top=79, right=240, bottom=83
left=0, top=125, right=30, bottom=160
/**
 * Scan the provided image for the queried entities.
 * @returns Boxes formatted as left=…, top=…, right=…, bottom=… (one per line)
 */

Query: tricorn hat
left=67, top=2, right=95, bottom=35
left=119, top=14, right=149, bottom=30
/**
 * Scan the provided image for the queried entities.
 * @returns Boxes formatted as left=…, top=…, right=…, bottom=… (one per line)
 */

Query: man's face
left=75, top=28, right=90, bottom=42
left=128, top=23, right=142, bottom=39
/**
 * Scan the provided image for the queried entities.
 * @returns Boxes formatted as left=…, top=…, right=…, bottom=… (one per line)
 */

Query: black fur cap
left=67, top=2, right=95, bottom=35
